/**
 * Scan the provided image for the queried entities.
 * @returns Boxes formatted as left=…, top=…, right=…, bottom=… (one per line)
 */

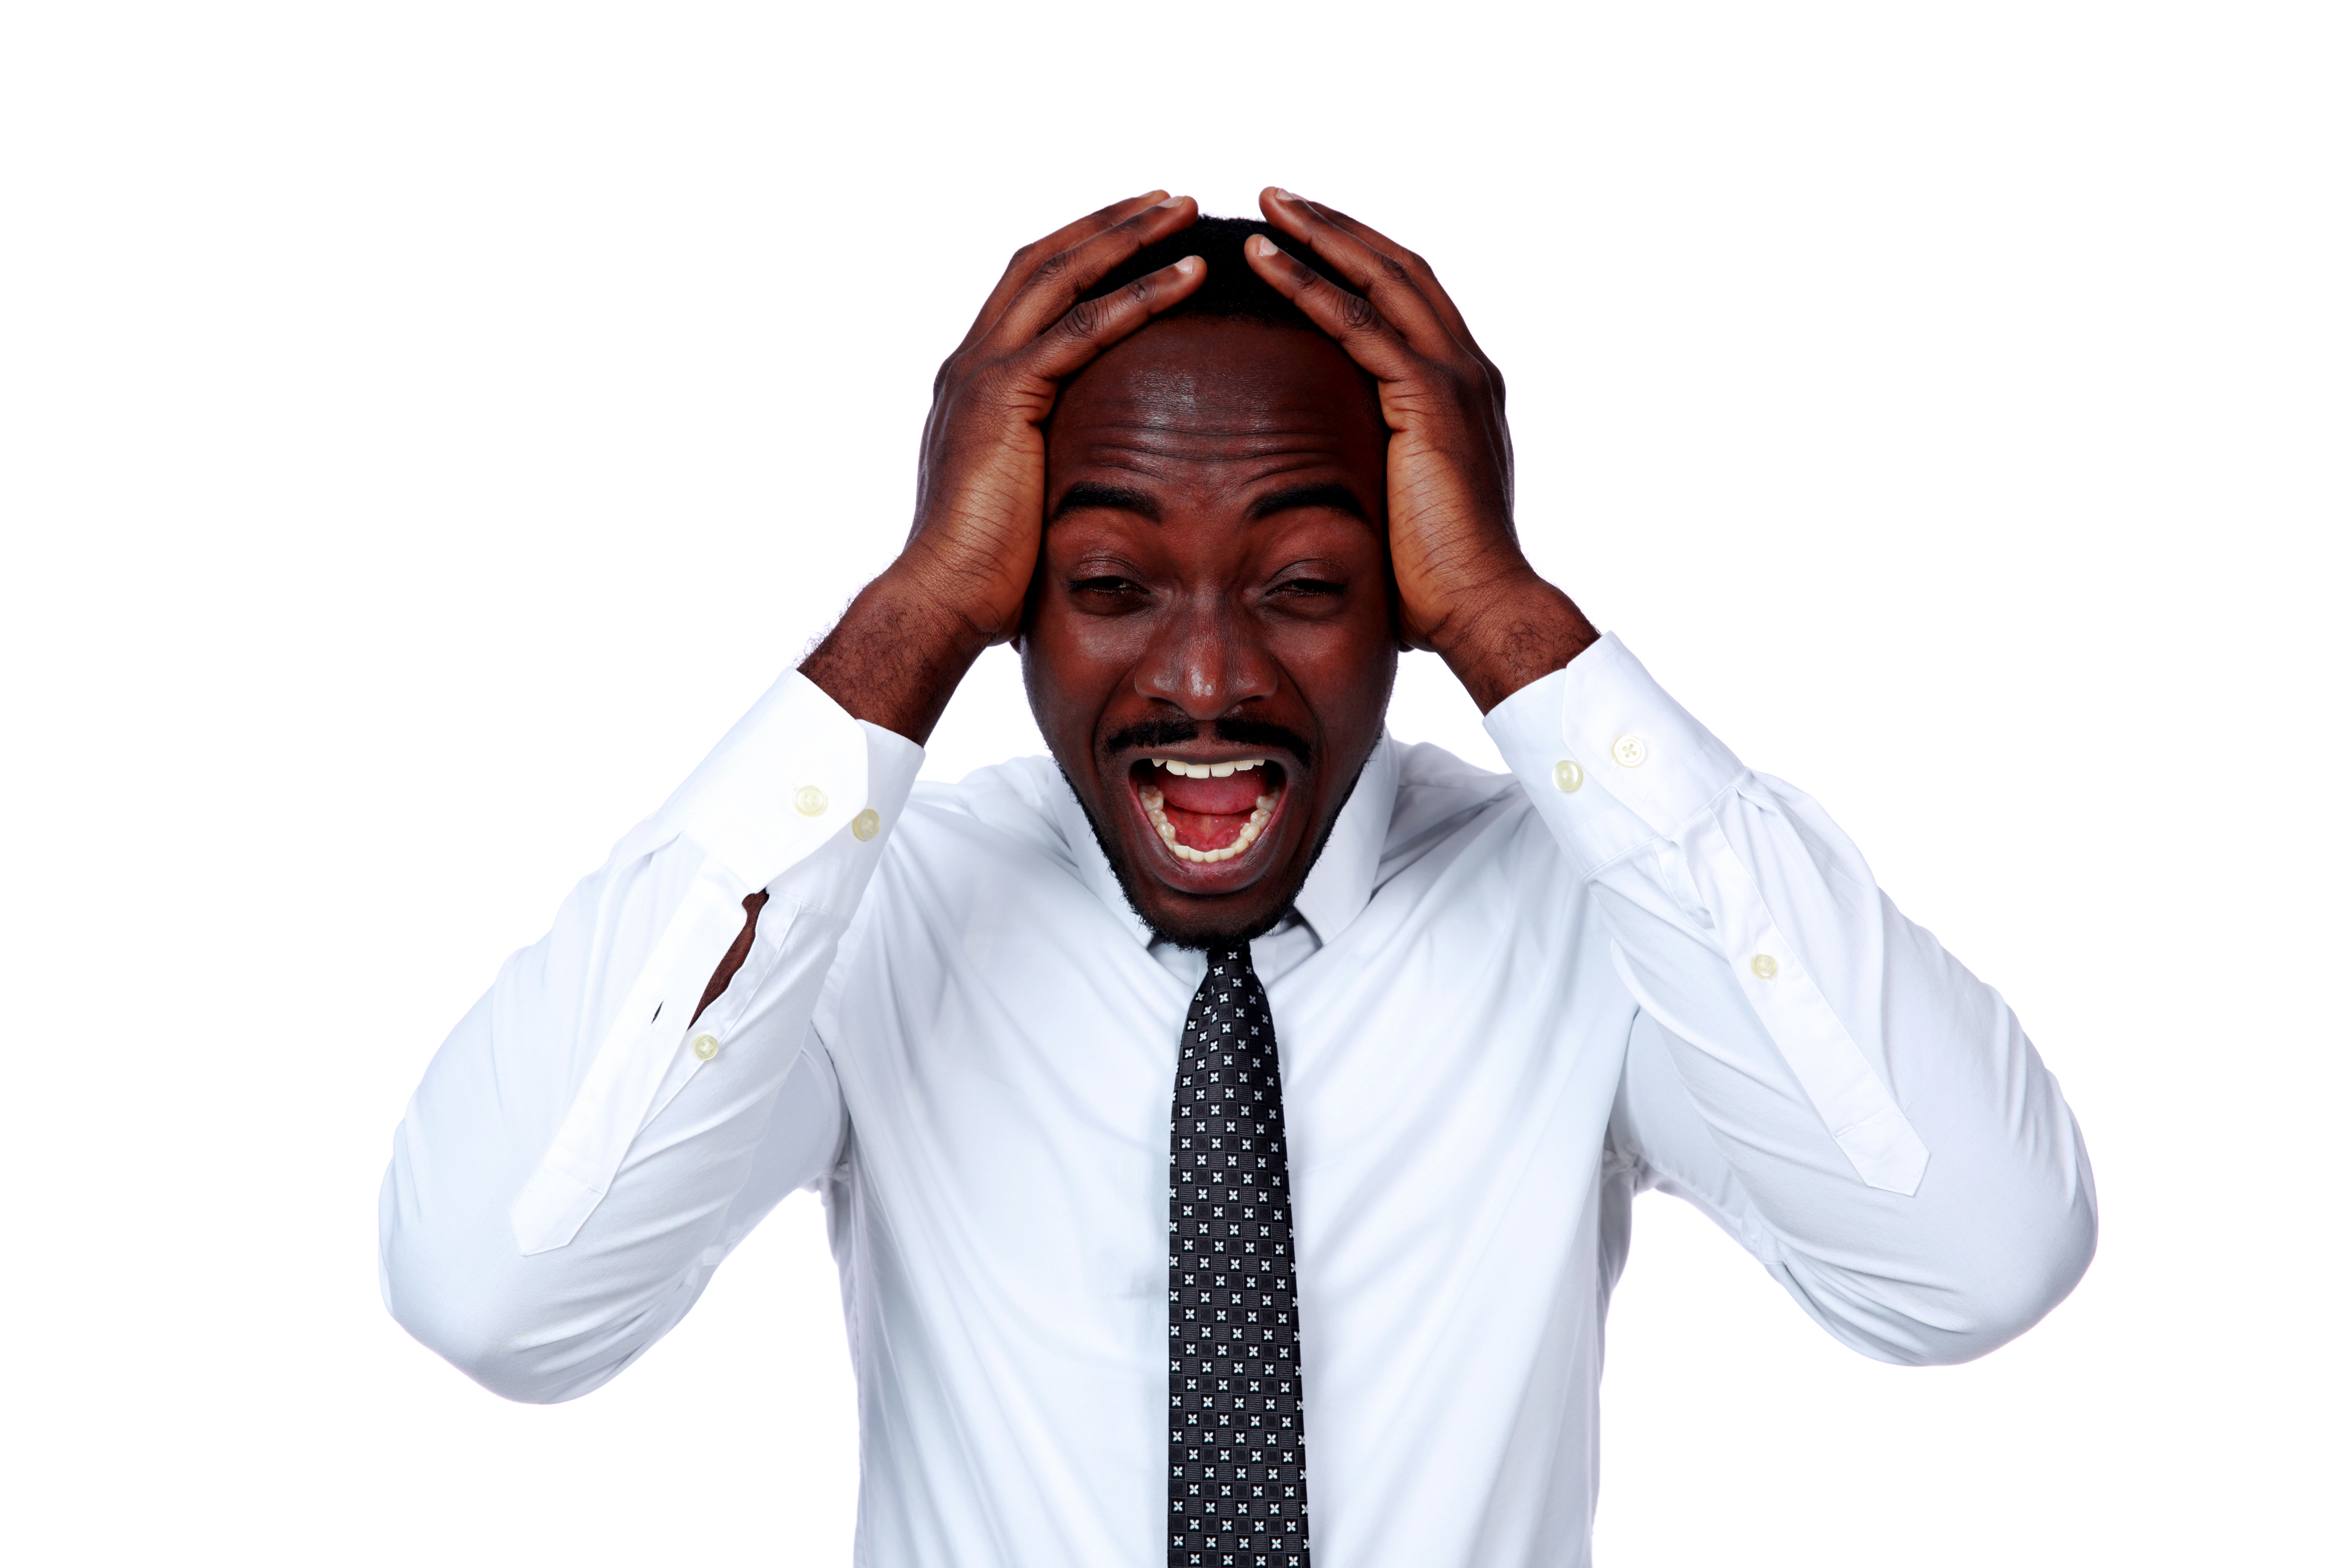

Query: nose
left=1133, top=589, right=1278, bottom=719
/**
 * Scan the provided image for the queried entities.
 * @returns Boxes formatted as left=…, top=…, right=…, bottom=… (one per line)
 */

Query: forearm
left=1489, top=639, right=2095, bottom=1358
left=380, top=865, right=852, bottom=1402
left=380, top=670, right=924, bottom=1399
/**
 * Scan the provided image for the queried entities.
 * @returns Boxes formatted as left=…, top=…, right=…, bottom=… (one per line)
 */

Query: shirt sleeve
left=378, top=670, right=924, bottom=1402
left=1486, top=634, right=2097, bottom=1364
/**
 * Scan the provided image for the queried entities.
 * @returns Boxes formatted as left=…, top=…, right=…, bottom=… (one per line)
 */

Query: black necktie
left=1168, top=945, right=1311, bottom=1568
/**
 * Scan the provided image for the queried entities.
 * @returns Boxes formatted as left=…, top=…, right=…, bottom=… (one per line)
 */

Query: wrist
left=1427, top=572, right=1599, bottom=714
left=799, top=564, right=991, bottom=744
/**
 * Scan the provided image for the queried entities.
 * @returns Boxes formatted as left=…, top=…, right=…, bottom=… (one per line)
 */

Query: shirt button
left=852, top=806, right=881, bottom=841
left=1552, top=759, right=1584, bottom=793
left=794, top=785, right=828, bottom=817
left=1750, top=954, right=1778, bottom=979
left=1611, top=734, right=1647, bottom=768
left=691, top=1032, right=721, bottom=1060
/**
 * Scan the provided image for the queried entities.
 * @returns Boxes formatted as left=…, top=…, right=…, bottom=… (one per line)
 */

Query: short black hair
left=1080, top=215, right=1355, bottom=334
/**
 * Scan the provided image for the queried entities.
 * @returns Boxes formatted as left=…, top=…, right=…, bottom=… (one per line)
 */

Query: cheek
left=1021, top=602, right=1141, bottom=737
left=1265, top=608, right=1397, bottom=734
left=1037, top=596, right=1159, bottom=676
left=1260, top=591, right=1394, bottom=674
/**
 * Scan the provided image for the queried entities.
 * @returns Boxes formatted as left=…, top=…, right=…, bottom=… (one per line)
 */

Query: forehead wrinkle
left=1073, top=413, right=1359, bottom=439
left=1068, top=431, right=1364, bottom=465
left=1059, top=449, right=1359, bottom=492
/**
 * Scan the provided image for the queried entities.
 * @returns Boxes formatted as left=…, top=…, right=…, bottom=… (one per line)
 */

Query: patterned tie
left=1168, top=944, right=1310, bottom=1568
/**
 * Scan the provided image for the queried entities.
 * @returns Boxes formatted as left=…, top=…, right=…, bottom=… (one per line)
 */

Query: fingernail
left=1273, top=188, right=1302, bottom=202
left=1247, top=235, right=1277, bottom=258
left=1174, top=256, right=1200, bottom=275
left=1157, top=194, right=1186, bottom=208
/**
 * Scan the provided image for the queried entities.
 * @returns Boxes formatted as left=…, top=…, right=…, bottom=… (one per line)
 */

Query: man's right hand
left=800, top=193, right=1205, bottom=743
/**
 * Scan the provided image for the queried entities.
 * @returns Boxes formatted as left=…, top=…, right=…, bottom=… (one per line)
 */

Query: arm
left=1248, top=190, right=2094, bottom=1360
left=379, top=674, right=919, bottom=1402
left=1486, top=641, right=2096, bottom=1362
left=380, top=193, right=1211, bottom=1400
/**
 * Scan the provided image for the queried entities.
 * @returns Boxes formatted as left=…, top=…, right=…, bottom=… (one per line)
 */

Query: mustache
left=1103, top=717, right=1314, bottom=771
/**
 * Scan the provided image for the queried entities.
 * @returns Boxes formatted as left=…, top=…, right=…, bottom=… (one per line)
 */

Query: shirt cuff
left=651, top=669, right=926, bottom=896
left=1484, top=632, right=1745, bottom=876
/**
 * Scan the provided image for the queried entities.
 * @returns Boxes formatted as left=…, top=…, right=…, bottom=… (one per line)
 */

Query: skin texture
left=788, top=187, right=1600, bottom=958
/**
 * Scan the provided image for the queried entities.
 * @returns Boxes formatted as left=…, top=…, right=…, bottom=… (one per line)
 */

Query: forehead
left=1046, top=318, right=1385, bottom=497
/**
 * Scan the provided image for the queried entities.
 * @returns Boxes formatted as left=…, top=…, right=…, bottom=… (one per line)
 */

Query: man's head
left=1018, top=217, right=1397, bottom=948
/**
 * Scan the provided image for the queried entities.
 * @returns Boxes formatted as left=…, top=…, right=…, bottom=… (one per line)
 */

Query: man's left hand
left=1246, top=188, right=1597, bottom=710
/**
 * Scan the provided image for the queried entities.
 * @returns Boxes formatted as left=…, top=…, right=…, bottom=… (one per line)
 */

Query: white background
left=3, top=3, right=2344, bottom=1563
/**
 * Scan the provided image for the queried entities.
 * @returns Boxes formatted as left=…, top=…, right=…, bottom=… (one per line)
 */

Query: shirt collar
left=1047, top=732, right=1399, bottom=950
left=1291, top=731, right=1398, bottom=944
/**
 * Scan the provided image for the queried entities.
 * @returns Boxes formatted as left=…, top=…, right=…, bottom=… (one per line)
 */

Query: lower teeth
left=1137, top=786, right=1277, bottom=864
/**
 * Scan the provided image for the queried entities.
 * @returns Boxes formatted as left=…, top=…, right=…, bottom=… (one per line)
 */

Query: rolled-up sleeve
left=1487, top=635, right=2096, bottom=1363
left=379, top=671, right=923, bottom=1401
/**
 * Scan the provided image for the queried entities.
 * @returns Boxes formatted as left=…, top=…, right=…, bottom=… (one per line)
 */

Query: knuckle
left=1061, top=297, right=1106, bottom=339
left=1339, top=292, right=1380, bottom=332
left=1034, top=249, right=1071, bottom=281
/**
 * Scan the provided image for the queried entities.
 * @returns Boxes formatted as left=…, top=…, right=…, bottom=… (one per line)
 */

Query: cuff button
left=794, top=785, right=829, bottom=817
left=852, top=807, right=881, bottom=841
left=1750, top=954, right=1778, bottom=980
left=1552, top=758, right=1584, bottom=793
left=1611, top=734, right=1648, bottom=768
left=691, top=1032, right=722, bottom=1060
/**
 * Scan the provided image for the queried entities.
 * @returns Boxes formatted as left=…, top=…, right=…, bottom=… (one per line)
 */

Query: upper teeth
left=1152, top=757, right=1267, bottom=778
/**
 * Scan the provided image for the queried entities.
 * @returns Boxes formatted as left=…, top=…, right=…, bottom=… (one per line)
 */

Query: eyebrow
left=1049, top=482, right=1160, bottom=524
left=1048, top=479, right=1373, bottom=528
left=1246, top=482, right=1370, bottom=525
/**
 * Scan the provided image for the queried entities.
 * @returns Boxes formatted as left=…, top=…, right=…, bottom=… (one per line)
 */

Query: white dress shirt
left=380, top=633, right=2095, bottom=1568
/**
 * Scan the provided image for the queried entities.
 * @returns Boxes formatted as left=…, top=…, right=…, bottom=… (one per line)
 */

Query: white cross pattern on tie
left=1168, top=945, right=1309, bottom=1568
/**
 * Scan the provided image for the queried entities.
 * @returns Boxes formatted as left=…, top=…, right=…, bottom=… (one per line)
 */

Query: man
left=381, top=190, right=2095, bottom=1568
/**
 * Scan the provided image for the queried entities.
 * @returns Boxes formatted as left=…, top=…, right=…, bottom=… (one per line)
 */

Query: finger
left=955, top=191, right=1170, bottom=355
left=1010, top=255, right=1209, bottom=383
left=1289, top=198, right=1490, bottom=365
left=1256, top=187, right=1460, bottom=362
left=986, top=194, right=1199, bottom=350
left=1239, top=233, right=1423, bottom=386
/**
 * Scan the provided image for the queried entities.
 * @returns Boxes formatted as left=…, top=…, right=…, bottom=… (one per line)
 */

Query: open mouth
left=1130, top=755, right=1287, bottom=866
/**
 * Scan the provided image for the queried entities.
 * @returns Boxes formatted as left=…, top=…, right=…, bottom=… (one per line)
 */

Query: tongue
left=1156, top=771, right=1269, bottom=815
